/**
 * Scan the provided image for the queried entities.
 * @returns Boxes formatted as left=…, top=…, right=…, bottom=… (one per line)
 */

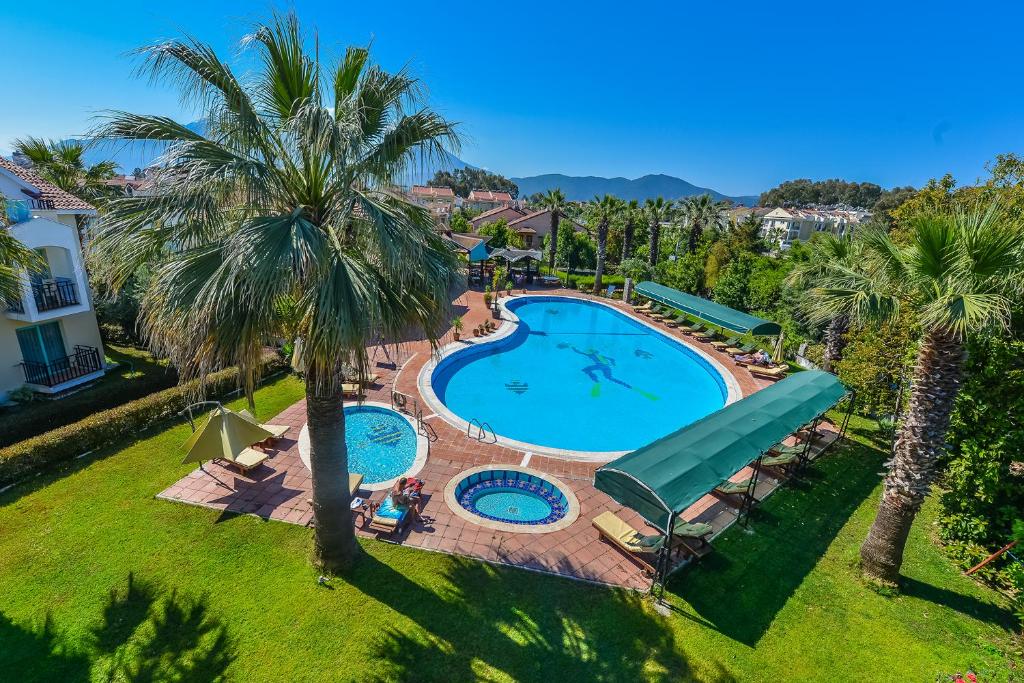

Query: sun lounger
left=593, top=510, right=664, bottom=574
left=726, top=342, right=756, bottom=356
left=692, top=327, right=717, bottom=341
left=238, top=409, right=289, bottom=439
left=634, top=301, right=653, bottom=312
left=749, top=365, right=787, bottom=380
left=757, top=451, right=800, bottom=475
left=715, top=479, right=751, bottom=496
left=712, top=336, right=740, bottom=351
left=227, top=447, right=270, bottom=474
left=368, top=496, right=412, bottom=534
left=683, top=323, right=707, bottom=337
left=349, top=473, right=364, bottom=496
left=649, top=305, right=670, bottom=321
left=342, top=383, right=361, bottom=397
left=671, top=519, right=715, bottom=558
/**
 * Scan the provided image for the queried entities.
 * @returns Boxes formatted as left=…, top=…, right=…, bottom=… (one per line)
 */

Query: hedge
left=565, top=273, right=626, bottom=290
left=0, top=359, right=286, bottom=488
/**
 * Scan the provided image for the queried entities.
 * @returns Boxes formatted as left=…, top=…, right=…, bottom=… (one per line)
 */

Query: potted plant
left=483, top=291, right=492, bottom=308
left=505, top=282, right=513, bottom=297
left=452, top=316, right=463, bottom=341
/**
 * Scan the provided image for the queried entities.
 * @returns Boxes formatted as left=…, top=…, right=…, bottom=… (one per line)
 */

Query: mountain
left=510, top=173, right=759, bottom=206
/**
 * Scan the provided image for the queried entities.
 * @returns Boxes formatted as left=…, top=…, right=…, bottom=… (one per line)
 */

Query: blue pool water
left=432, top=296, right=728, bottom=452
left=344, top=406, right=417, bottom=484
left=455, top=469, right=568, bottom=525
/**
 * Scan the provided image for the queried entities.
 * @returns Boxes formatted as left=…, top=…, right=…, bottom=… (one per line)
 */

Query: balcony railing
left=32, top=279, right=79, bottom=312
left=21, top=345, right=103, bottom=387
left=5, top=297, right=25, bottom=314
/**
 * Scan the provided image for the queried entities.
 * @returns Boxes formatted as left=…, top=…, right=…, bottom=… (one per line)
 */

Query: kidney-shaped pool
left=422, top=296, right=736, bottom=455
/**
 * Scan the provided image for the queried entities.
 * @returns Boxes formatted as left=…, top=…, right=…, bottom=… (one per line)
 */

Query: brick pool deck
left=158, top=286, right=839, bottom=591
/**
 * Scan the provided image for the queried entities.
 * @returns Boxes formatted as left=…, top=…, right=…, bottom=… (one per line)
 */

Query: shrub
left=0, top=358, right=285, bottom=487
left=835, top=319, right=915, bottom=418
left=568, top=274, right=625, bottom=290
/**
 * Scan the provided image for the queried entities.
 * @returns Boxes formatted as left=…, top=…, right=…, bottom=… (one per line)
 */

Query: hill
left=511, top=173, right=759, bottom=205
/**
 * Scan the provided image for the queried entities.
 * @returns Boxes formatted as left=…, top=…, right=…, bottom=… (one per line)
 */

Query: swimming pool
left=422, top=296, right=736, bottom=456
left=444, top=465, right=580, bottom=533
left=297, top=402, right=428, bottom=491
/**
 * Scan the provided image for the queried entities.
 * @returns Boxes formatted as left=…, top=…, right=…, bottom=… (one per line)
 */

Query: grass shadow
left=0, top=572, right=234, bottom=682
left=347, top=552, right=694, bottom=682
left=665, top=440, right=885, bottom=646
left=900, top=577, right=1017, bottom=630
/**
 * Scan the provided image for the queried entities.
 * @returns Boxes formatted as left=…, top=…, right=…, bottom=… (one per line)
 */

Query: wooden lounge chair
left=634, top=300, right=653, bottom=312
left=692, top=327, right=717, bottom=342
left=712, top=479, right=753, bottom=508
left=726, top=342, right=756, bottom=356
left=671, top=519, right=715, bottom=558
left=368, top=496, right=413, bottom=535
left=683, top=323, right=707, bottom=337
left=749, top=365, right=787, bottom=380
left=342, top=383, right=361, bottom=397
left=593, top=511, right=663, bottom=574
left=238, top=409, right=289, bottom=440
left=712, top=336, right=740, bottom=351
left=756, top=451, right=801, bottom=476
left=649, top=305, right=670, bottom=321
left=228, top=447, right=270, bottom=474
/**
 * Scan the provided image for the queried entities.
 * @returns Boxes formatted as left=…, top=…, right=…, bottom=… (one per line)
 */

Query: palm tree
left=590, top=195, right=621, bottom=294
left=787, top=233, right=862, bottom=372
left=622, top=199, right=640, bottom=260
left=684, top=194, right=727, bottom=253
left=12, top=137, right=117, bottom=202
left=90, top=13, right=461, bottom=573
left=1, top=200, right=45, bottom=304
left=538, top=189, right=567, bottom=270
left=644, top=197, right=671, bottom=267
left=804, top=203, right=1024, bottom=584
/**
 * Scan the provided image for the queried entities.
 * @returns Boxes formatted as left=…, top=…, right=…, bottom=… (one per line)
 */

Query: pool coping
left=442, top=464, right=581, bottom=534
left=417, top=293, right=742, bottom=461
left=296, top=400, right=430, bottom=492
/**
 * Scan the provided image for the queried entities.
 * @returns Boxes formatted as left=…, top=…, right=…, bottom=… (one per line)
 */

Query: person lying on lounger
left=735, top=350, right=773, bottom=367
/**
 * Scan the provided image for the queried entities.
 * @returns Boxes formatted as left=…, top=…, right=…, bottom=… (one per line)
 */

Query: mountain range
left=510, top=173, right=759, bottom=206
left=76, top=125, right=758, bottom=205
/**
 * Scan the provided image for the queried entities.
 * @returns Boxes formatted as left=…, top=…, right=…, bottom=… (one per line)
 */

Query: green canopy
left=182, top=406, right=274, bottom=465
left=594, top=370, right=848, bottom=532
left=635, top=281, right=782, bottom=335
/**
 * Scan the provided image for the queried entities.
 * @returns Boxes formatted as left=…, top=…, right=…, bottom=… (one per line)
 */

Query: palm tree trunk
left=860, top=328, right=964, bottom=584
left=648, top=221, right=660, bottom=267
left=688, top=222, right=702, bottom=253
left=623, top=219, right=634, bottom=261
left=306, top=373, right=359, bottom=573
left=593, top=222, right=608, bottom=294
left=821, top=315, right=850, bottom=373
left=547, top=213, right=559, bottom=270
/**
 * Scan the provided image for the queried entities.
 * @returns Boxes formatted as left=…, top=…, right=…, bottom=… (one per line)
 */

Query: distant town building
left=409, top=185, right=455, bottom=221
left=469, top=206, right=526, bottom=231
left=103, top=175, right=148, bottom=197
left=465, top=189, right=513, bottom=212
left=507, top=209, right=584, bottom=249
left=760, top=207, right=869, bottom=249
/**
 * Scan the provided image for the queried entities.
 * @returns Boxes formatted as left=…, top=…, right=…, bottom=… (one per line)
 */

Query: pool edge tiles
left=443, top=464, right=580, bottom=534
left=418, top=294, right=743, bottom=461
left=297, top=400, right=429, bottom=492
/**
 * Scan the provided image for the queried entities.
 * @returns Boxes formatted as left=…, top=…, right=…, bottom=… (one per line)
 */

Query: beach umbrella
left=181, top=405, right=274, bottom=465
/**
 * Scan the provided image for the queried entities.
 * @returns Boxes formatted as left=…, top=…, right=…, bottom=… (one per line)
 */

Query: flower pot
left=453, top=332, right=460, bottom=341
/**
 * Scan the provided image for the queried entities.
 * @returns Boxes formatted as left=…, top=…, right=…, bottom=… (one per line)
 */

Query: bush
left=835, top=319, right=915, bottom=417
left=568, top=273, right=625, bottom=291
left=0, top=358, right=286, bottom=487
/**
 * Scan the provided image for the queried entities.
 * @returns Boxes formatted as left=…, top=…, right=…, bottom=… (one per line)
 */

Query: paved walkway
left=158, top=285, right=837, bottom=590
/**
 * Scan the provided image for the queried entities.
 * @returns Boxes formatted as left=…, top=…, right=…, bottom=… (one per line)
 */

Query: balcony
left=32, top=279, right=79, bottom=312
left=21, top=345, right=103, bottom=387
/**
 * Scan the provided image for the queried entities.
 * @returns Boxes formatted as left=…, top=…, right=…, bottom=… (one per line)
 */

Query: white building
left=1, top=157, right=107, bottom=402
left=760, top=207, right=869, bottom=249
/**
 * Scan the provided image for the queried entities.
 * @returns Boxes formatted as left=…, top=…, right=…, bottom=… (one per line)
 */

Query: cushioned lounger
left=368, top=496, right=410, bottom=534
left=593, top=511, right=663, bottom=573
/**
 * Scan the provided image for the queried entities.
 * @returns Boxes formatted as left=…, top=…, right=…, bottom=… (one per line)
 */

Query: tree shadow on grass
left=348, top=552, right=708, bottom=682
left=664, top=441, right=885, bottom=647
left=0, top=572, right=234, bottom=682
left=900, top=577, right=1017, bottom=630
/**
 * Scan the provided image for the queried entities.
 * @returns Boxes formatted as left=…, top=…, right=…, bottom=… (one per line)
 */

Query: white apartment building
left=1, top=157, right=106, bottom=402
left=760, top=207, right=869, bottom=249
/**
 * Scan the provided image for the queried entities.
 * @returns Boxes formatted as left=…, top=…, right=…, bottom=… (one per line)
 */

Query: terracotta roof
left=515, top=227, right=537, bottom=234
left=469, top=205, right=526, bottom=225
left=507, top=209, right=549, bottom=226
left=0, top=156, right=96, bottom=212
left=411, top=185, right=455, bottom=198
left=468, top=189, right=513, bottom=202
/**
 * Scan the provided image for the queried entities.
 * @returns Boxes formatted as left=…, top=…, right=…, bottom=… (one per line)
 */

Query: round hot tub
left=444, top=465, right=580, bottom=533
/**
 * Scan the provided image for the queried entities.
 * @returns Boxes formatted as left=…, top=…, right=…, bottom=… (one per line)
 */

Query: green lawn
left=0, top=377, right=1018, bottom=682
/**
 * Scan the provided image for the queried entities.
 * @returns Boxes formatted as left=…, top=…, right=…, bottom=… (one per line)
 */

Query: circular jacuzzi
left=298, top=401, right=428, bottom=491
left=444, top=465, right=580, bottom=533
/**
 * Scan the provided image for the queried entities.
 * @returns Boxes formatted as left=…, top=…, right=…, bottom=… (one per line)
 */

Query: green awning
left=594, top=370, right=848, bottom=532
left=635, top=281, right=782, bottom=335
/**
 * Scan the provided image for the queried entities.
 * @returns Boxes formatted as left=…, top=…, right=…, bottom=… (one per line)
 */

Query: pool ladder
left=467, top=418, right=497, bottom=444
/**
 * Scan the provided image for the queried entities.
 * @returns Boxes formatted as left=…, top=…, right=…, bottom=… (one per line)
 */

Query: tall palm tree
left=538, top=188, right=566, bottom=270
left=684, top=194, right=727, bottom=253
left=590, top=195, right=621, bottom=294
left=1, top=200, right=45, bottom=304
left=644, top=197, right=671, bottom=267
left=804, top=203, right=1024, bottom=584
left=90, top=13, right=461, bottom=573
left=622, top=199, right=640, bottom=260
left=12, top=137, right=117, bottom=202
left=787, top=233, right=862, bottom=372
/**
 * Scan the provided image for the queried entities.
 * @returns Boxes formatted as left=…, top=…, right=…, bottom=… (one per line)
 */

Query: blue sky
left=2, top=1, right=1020, bottom=195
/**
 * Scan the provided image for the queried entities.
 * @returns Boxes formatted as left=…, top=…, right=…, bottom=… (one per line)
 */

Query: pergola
left=594, top=370, right=855, bottom=590
left=489, top=248, right=544, bottom=284
left=634, top=281, right=782, bottom=336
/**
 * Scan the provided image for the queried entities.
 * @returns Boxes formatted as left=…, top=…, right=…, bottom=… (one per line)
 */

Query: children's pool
left=426, top=296, right=733, bottom=454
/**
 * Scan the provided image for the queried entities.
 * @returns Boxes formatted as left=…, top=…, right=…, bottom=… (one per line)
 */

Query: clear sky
left=2, top=1, right=1020, bottom=195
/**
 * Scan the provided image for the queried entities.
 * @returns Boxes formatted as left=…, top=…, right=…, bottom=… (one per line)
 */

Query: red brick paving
left=158, top=285, right=837, bottom=591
